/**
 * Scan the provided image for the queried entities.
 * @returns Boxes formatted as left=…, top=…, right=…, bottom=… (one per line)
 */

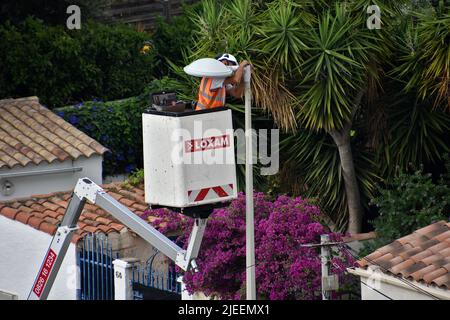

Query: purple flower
left=143, top=193, right=354, bottom=300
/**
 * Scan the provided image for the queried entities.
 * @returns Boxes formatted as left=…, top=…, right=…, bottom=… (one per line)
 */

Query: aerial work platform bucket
left=142, top=107, right=237, bottom=216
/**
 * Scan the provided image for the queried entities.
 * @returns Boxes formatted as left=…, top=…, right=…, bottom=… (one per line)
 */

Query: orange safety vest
left=196, top=77, right=226, bottom=111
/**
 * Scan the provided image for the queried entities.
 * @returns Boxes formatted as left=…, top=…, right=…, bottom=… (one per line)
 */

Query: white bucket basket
left=143, top=107, right=238, bottom=208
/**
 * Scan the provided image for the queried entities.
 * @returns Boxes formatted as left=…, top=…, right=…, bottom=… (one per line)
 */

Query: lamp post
left=184, top=59, right=256, bottom=300
left=244, top=66, right=256, bottom=300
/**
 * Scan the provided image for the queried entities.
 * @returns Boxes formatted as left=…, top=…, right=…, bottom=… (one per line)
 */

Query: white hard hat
left=216, top=53, right=238, bottom=66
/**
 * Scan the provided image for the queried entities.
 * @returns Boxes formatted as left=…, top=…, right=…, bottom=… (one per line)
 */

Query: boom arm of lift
left=28, top=178, right=207, bottom=300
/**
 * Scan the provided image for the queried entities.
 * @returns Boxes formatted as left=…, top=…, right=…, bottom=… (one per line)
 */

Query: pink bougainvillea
left=144, top=192, right=353, bottom=300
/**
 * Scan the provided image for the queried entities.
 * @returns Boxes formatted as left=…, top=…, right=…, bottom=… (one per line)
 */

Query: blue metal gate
left=77, top=234, right=119, bottom=300
left=132, top=263, right=181, bottom=300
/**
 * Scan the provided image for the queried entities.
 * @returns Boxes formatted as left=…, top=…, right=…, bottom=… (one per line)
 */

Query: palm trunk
left=329, top=127, right=363, bottom=234
left=328, top=90, right=365, bottom=234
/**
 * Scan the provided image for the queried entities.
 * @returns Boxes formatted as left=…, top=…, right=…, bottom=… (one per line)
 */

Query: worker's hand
left=240, top=60, right=250, bottom=67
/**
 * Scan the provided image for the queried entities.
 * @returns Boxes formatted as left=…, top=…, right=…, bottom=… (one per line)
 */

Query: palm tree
left=172, top=0, right=449, bottom=233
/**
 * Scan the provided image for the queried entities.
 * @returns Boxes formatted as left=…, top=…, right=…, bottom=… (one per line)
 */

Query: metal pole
left=244, top=66, right=256, bottom=300
left=321, top=234, right=331, bottom=300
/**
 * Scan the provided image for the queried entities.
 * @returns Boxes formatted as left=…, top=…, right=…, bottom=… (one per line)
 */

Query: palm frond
left=280, top=129, right=379, bottom=232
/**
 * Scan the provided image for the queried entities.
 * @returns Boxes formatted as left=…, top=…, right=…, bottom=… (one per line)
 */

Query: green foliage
left=256, top=1, right=308, bottom=73
left=297, top=4, right=386, bottom=132
left=0, top=17, right=155, bottom=109
left=182, top=0, right=450, bottom=230
left=281, top=129, right=379, bottom=231
left=152, top=3, right=200, bottom=78
left=55, top=96, right=148, bottom=176
left=125, top=168, right=145, bottom=187
left=365, top=169, right=450, bottom=252
left=394, top=9, right=450, bottom=111
left=378, top=96, right=450, bottom=177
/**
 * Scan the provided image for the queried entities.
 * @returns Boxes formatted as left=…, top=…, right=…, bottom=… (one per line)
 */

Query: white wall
left=359, top=274, right=436, bottom=300
left=0, top=155, right=103, bottom=201
left=0, top=215, right=78, bottom=300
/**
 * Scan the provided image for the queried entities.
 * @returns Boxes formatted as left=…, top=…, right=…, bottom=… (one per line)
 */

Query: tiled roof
left=0, top=183, right=150, bottom=243
left=0, top=96, right=108, bottom=169
left=357, top=221, right=450, bottom=290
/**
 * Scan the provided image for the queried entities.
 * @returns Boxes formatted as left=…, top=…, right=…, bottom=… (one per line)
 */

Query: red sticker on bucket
left=185, top=134, right=231, bottom=153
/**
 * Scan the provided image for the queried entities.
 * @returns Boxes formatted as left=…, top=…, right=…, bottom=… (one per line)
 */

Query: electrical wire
left=328, top=249, right=395, bottom=300
left=338, top=243, right=441, bottom=300
left=359, top=279, right=394, bottom=300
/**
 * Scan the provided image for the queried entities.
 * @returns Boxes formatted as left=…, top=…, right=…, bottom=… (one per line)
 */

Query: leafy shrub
left=125, top=168, right=145, bottom=187
left=0, top=17, right=155, bottom=108
left=55, top=96, right=147, bottom=176
left=144, top=192, right=354, bottom=300
left=365, top=168, right=450, bottom=253
left=152, top=3, right=200, bottom=78
left=54, top=78, right=190, bottom=176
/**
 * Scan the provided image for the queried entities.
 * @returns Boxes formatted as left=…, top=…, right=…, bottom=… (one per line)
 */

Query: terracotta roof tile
left=422, top=254, right=446, bottom=265
left=410, top=249, right=434, bottom=262
left=39, top=222, right=57, bottom=235
left=17, top=205, right=33, bottom=213
left=83, top=219, right=101, bottom=227
left=44, top=209, right=63, bottom=220
left=42, top=202, right=60, bottom=212
left=423, top=268, right=447, bottom=283
left=0, top=97, right=107, bottom=169
left=409, top=264, right=438, bottom=282
left=95, top=208, right=108, bottom=217
left=43, top=216, right=60, bottom=226
left=96, top=217, right=113, bottom=225
left=71, top=234, right=84, bottom=243
left=83, top=212, right=100, bottom=221
left=428, top=242, right=450, bottom=254
left=108, top=192, right=124, bottom=201
left=390, top=259, right=415, bottom=274
left=441, top=247, right=450, bottom=257
left=119, top=197, right=136, bottom=208
left=97, top=225, right=114, bottom=234
left=77, top=222, right=87, bottom=229
left=358, top=221, right=450, bottom=291
left=109, top=223, right=125, bottom=232
left=83, top=225, right=99, bottom=234
left=28, top=216, right=44, bottom=230
left=0, top=207, right=19, bottom=220
left=15, top=212, right=32, bottom=225
left=0, top=182, right=155, bottom=244
left=432, top=274, right=450, bottom=289
left=132, top=203, right=149, bottom=212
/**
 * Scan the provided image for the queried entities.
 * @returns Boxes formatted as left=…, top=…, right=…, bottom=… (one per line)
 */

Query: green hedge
left=55, top=78, right=188, bottom=176
left=56, top=97, right=146, bottom=176
left=0, top=17, right=155, bottom=108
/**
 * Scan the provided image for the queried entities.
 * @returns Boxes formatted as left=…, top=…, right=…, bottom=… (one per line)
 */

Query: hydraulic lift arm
left=28, top=178, right=207, bottom=300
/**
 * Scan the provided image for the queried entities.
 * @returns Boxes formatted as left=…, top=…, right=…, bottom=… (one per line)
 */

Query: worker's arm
left=224, top=60, right=250, bottom=98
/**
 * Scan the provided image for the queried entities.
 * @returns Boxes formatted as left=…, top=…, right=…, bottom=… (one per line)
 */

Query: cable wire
left=360, top=279, right=394, bottom=300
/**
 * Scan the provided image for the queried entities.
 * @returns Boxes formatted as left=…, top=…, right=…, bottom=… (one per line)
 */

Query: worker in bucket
left=195, top=53, right=250, bottom=111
